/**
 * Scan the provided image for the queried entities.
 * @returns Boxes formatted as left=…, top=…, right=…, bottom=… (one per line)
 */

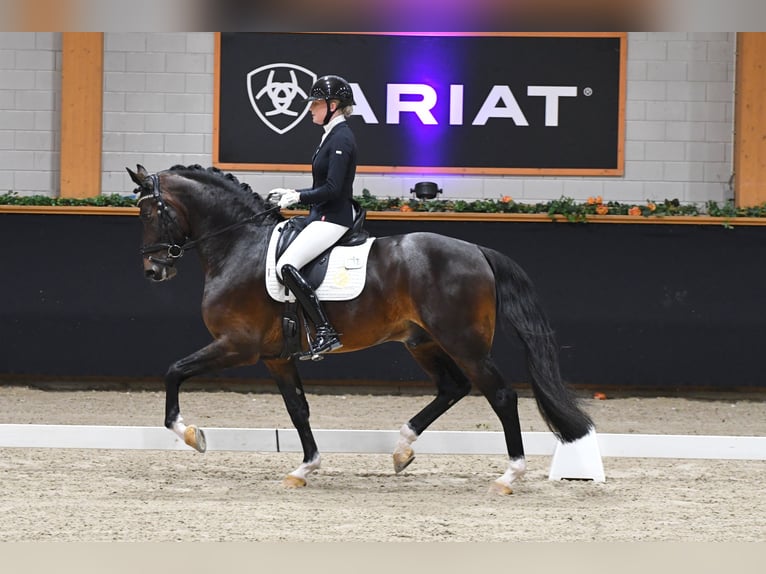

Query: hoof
left=283, top=474, right=307, bottom=489
left=393, top=447, right=415, bottom=473
left=488, top=481, right=513, bottom=495
left=184, top=425, right=207, bottom=453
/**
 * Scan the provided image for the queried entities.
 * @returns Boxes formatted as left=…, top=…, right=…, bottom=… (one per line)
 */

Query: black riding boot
left=280, top=264, right=342, bottom=360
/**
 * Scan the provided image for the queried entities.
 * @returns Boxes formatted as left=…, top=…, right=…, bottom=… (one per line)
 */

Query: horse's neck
left=172, top=184, right=274, bottom=274
left=191, top=216, right=274, bottom=278
left=181, top=191, right=261, bottom=241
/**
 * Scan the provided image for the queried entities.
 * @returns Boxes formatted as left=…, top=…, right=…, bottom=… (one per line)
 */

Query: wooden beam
left=60, top=33, right=103, bottom=198
left=734, top=33, right=766, bottom=207
left=18, top=0, right=69, bottom=30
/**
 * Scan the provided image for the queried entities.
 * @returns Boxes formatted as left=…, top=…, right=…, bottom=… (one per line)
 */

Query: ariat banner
left=215, top=32, right=626, bottom=175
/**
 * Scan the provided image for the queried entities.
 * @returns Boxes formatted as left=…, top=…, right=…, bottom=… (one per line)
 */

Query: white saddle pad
left=265, top=220, right=376, bottom=302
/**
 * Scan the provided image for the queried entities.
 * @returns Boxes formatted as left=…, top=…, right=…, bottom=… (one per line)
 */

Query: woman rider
left=270, top=74, right=358, bottom=360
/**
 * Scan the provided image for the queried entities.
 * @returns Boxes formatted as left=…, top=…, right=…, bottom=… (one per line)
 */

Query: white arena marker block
left=548, top=429, right=606, bottom=482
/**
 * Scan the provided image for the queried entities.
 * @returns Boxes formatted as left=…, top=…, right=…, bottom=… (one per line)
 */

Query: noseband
left=138, top=173, right=279, bottom=268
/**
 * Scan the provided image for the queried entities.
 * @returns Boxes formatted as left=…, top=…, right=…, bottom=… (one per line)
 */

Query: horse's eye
left=139, top=204, right=154, bottom=222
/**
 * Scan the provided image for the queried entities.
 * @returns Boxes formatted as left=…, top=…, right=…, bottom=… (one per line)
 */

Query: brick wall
left=0, top=32, right=60, bottom=196
left=0, top=32, right=736, bottom=206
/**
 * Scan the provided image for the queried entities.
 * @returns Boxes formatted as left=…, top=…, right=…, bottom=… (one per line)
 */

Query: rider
left=271, top=74, right=358, bottom=360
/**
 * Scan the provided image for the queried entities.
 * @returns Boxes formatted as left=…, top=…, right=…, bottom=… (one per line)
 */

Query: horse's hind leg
left=264, top=358, right=320, bottom=488
left=164, top=338, right=255, bottom=452
left=394, top=337, right=472, bottom=472
left=465, top=357, right=526, bottom=495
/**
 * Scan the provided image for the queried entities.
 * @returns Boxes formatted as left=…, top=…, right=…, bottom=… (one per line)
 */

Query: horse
left=126, top=163, right=593, bottom=494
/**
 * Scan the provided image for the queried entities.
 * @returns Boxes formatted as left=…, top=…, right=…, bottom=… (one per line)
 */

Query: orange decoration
left=628, top=206, right=641, bottom=216
left=595, top=204, right=609, bottom=215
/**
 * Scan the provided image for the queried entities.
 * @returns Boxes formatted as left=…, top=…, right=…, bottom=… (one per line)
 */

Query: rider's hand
left=267, top=188, right=293, bottom=205
left=278, top=190, right=301, bottom=209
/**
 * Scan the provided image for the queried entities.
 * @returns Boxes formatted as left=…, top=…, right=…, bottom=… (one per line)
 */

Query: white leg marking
left=288, top=453, right=322, bottom=482
left=392, top=423, right=418, bottom=472
left=496, top=457, right=527, bottom=489
left=397, top=423, right=418, bottom=450
left=171, top=416, right=187, bottom=441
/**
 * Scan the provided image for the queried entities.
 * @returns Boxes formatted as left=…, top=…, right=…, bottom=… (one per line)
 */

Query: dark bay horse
left=127, top=163, right=593, bottom=494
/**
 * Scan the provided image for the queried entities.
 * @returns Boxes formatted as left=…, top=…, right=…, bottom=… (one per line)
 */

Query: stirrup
left=298, top=329, right=343, bottom=362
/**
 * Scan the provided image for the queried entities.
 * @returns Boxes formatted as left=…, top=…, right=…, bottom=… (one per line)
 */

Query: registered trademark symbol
left=583, top=87, right=593, bottom=96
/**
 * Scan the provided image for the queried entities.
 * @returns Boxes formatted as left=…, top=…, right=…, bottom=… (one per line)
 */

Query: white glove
left=267, top=188, right=292, bottom=204
left=278, top=190, right=301, bottom=208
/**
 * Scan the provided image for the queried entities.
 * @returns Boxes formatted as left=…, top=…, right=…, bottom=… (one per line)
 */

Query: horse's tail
left=479, top=246, right=593, bottom=443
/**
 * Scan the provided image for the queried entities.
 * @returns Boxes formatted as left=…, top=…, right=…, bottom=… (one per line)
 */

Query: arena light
left=411, top=181, right=443, bottom=199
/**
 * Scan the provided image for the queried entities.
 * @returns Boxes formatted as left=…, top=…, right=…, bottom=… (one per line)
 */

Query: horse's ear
left=126, top=166, right=142, bottom=186
left=126, top=164, right=150, bottom=187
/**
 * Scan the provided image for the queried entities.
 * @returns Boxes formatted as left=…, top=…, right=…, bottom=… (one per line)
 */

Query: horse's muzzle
left=144, top=260, right=177, bottom=282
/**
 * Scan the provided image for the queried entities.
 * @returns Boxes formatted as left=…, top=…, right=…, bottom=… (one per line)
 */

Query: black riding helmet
left=305, top=75, right=355, bottom=125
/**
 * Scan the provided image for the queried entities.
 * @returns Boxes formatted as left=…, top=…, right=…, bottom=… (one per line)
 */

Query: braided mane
left=166, top=164, right=283, bottom=224
left=167, top=164, right=255, bottom=196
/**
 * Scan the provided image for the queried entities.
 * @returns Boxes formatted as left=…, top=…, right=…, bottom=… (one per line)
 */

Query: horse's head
left=128, top=163, right=283, bottom=283
left=127, top=164, right=187, bottom=282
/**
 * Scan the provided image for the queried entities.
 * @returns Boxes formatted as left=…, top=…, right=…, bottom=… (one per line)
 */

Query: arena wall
left=2, top=212, right=765, bottom=391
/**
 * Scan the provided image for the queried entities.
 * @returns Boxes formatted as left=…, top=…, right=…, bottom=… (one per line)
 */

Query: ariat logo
left=247, top=63, right=317, bottom=135
left=248, top=63, right=581, bottom=134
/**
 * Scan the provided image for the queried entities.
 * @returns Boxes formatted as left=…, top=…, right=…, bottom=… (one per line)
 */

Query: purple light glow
left=390, top=36, right=463, bottom=169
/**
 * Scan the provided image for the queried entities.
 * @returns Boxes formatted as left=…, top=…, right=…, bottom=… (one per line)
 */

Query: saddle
left=274, top=200, right=369, bottom=290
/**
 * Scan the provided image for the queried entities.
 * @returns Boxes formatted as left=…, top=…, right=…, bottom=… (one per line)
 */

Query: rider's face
left=309, top=99, right=336, bottom=125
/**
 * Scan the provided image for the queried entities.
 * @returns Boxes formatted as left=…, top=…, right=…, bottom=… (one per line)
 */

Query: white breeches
left=276, top=220, right=349, bottom=279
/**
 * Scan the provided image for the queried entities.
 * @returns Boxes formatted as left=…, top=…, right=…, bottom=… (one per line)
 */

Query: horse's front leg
left=165, top=338, right=255, bottom=452
left=264, top=358, right=320, bottom=488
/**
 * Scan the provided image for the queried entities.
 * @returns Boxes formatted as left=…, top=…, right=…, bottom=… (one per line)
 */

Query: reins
left=139, top=173, right=280, bottom=264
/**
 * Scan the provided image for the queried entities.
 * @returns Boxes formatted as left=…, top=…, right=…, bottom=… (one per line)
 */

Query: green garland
left=2, top=189, right=764, bottom=222
left=0, top=192, right=137, bottom=207
left=351, top=191, right=760, bottom=222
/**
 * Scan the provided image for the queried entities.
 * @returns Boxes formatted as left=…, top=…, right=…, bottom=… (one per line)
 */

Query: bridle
left=138, top=173, right=280, bottom=267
